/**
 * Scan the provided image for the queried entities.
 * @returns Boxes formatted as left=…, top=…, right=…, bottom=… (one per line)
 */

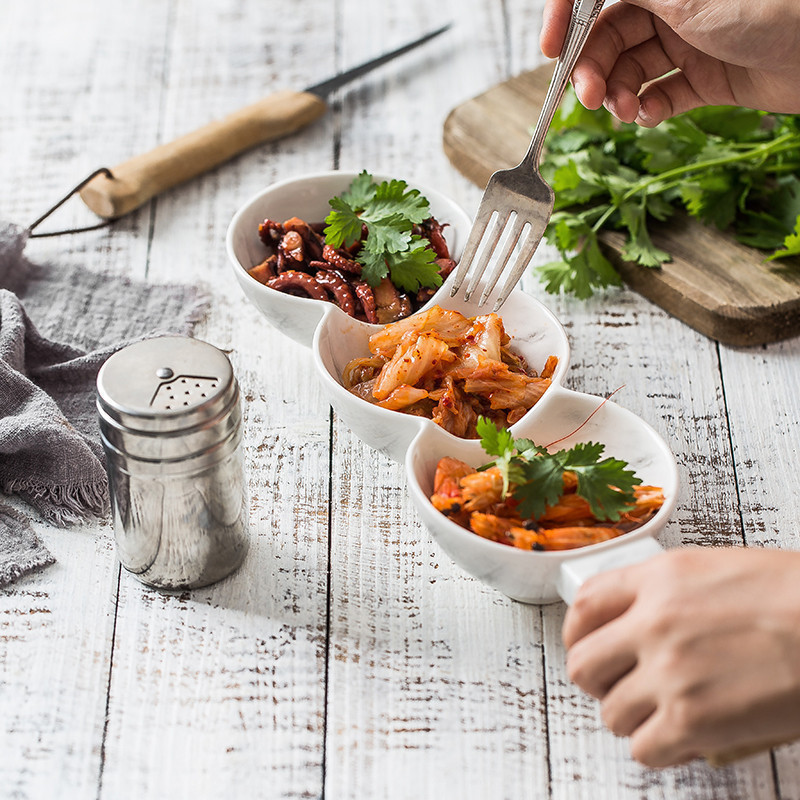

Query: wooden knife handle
left=79, top=89, right=327, bottom=219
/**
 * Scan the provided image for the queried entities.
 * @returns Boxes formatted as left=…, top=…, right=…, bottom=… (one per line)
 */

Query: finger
left=602, top=37, right=680, bottom=122
left=566, top=615, right=638, bottom=699
left=636, top=72, right=706, bottom=126
left=600, top=669, right=657, bottom=738
left=571, top=3, right=658, bottom=85
left=562, top=566, right=639, bottom=649
left=540, top=0, right=574, bottom=59
left=628, top=706, right=701, bottom=768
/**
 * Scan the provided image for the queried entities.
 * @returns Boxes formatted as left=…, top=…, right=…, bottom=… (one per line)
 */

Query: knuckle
left=656, top=548, right=700, bottom=583
left=665, top=696, right=700, bottom=740
left=565, top=646, right=594, bottom=692
left=569, top=585, right=597, bottom=619
left=630, top=737, right=662, bottom=768
left=570, top=578, right=607, bottom=620
left=642, top=605, right=681, bottom=639
left=600, top=700, right=626, bottom=736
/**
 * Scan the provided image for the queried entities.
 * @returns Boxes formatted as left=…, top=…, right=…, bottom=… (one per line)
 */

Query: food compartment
left=312, top=287, right=572, bottom=462
left=227, top=171, right=472, bottom=347
left=404, top=385, right=679, bottom=604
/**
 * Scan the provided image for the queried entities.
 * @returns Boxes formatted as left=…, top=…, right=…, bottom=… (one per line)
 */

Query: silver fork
left=449, top=0, right=606, bottom=310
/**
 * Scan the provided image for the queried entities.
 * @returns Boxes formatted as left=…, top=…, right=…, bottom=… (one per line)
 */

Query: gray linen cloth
left=0, top=223, right=210, bottom=586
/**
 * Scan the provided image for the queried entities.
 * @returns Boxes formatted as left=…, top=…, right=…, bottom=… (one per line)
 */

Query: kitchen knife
left=79, top=24, right=451, bottom=219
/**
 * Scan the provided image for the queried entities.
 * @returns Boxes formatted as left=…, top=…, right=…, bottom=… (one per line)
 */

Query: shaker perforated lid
left=96, top=336, right=237, bottom=434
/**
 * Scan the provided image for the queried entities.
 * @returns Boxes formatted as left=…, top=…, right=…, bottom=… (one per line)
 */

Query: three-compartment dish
left=226, top=171, right=679, bottom=604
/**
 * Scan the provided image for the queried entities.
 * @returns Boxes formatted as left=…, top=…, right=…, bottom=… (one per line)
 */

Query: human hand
left=540, top=0, right=800, bottom=125
left=562, top=547, right=800, bottom=767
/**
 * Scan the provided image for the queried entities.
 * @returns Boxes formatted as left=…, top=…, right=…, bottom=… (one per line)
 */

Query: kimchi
left=341, top=305, right=558, bottom=438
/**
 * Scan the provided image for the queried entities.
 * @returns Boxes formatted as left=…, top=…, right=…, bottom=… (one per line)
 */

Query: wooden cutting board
left=443, top=64, right=800, bottom=347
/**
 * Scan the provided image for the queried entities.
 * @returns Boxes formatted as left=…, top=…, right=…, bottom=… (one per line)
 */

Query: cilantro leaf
left=477, top=415, right=515, bottom=459
left=362, top=212, right=411, bottom=256
left=679, top=171, right=738, bottom=230
left=545, top=211, right=587, bottom=252
left=637, top=117, right=707, bottom=172
left=688, top=106, right=765, bottom=142
left=359, top=248, right=390, bottom=286
left=569, top=455, right=641, bottom=521
left=771, top=175, right=800, bottom=232
left=767, top=215, right=800, bottom=261
left=385, top=237, right=442, bottom=293
left=539, top=226, right=622, bottom=298
left=341, top=169, right=378, bottom=209
left=513, top=456, right=566, bottom=519
left=477, top=415, right=517, bottom=495
left=560, top=443, right=641, bottom=521
left=324, top=196, right=364, bottom=249
left=618, top=200, right=672, bottom=268
left=736, top=210, right=793, bottom=250
left=513, top=438, right=546, bottom=460
left=538, top=86, right=800, bottom=298
left=476, top=417, right=643, bottom=524
left=545, top=154, right=608, bottom=207
left=560, top=441, right=607, bottom=467
left=324, top=172, right=442, bottom=292
left=365, top=179, right=430, bottom=224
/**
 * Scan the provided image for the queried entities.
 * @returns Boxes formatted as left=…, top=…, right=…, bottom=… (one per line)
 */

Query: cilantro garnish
left=323, top=171, right=443, bottom=292
left=538, top=91, right=800, bottom=296
left=477, top=416, right=641, bottom=522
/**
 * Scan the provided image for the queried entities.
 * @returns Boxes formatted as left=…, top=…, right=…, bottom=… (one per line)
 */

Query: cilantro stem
left=621, top=132, right=800, bottom=202
left=765, top=162, right=800, bottom=175
left=586, top=133, right=800, bottom=234
left=591, top=204, right=616, bottom=233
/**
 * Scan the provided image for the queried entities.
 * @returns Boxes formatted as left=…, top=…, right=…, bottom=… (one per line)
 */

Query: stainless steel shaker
left=97, top=336, right=249, bottom=589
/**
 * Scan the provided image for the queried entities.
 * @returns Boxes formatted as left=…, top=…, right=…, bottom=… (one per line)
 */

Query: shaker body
left=97, top=336, right=250, bottom=590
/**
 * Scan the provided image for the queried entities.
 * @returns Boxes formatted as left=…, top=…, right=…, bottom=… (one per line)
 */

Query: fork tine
left=476, top=215, right=528, bottom=306
left=448, top=209, right=495, bottom=295
left=462, top=213, right=507, bottom=300
left=491, top=228, right=545, bottom=310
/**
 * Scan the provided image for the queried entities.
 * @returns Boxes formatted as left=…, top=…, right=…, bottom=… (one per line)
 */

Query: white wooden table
left=3, top=1, right=800, bottom=798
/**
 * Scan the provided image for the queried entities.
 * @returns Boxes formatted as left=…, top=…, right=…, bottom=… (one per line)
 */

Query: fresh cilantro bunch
left=538, top=89, right=800, bottom=298
left=323, top=171, right=443, bottom=293
left=477, top=416, right=641, bottom=522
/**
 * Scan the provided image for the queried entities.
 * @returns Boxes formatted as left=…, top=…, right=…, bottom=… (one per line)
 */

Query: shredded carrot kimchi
left=430, top=458, right=664, bottom=551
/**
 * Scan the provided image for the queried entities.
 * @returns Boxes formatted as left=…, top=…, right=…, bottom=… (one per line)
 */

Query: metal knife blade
left=306, top=23, right=452, bottom=99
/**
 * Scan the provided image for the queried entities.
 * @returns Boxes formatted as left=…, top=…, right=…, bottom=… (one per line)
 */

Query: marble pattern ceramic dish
left=227, top=171, right=679, bottom=605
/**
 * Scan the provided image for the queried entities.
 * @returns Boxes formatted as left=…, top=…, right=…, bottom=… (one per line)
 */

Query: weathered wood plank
left=324, top=2, right=551, bottom=798
left=0, top=517, right=118, bottom=799
left=523, top=283, right=779, bottom=798
left=95, top=1, right=337, bottom=797
left=0, top=2, right=173, bottom=797
left=720, top=338, right=800, bottom=782
left=326, top=427, right=549, bottom=798
left=0, top=0, right=169, bottom=283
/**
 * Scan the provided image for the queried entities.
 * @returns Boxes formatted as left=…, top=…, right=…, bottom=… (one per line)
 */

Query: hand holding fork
left=449, top=0, right=606, bottom=310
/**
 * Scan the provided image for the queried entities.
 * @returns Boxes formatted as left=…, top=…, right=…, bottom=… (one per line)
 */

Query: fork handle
left=524, top=0, right=606, bottom=168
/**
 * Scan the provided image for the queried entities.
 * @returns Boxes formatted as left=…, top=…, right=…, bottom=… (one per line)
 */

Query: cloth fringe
left=3, top=476, right=109, bottom=525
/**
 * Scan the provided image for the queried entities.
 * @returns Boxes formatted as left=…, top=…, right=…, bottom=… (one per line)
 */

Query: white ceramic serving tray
left=227, top=171, right=679, bottom=604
